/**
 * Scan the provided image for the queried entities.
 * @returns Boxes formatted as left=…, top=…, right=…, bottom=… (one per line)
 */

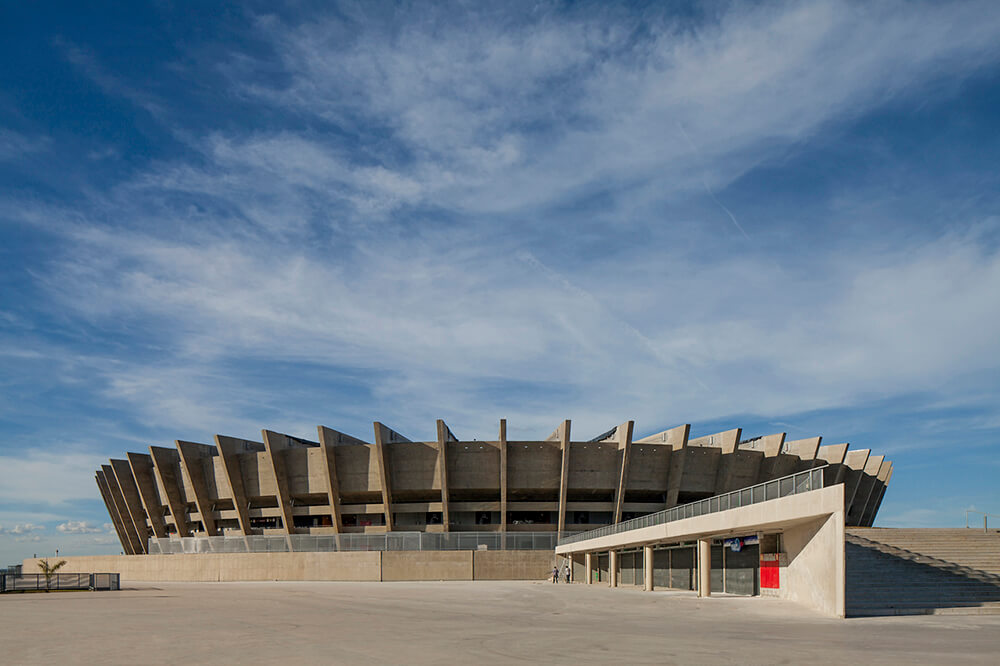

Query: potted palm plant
left=37, top=558, right=67, bottom=592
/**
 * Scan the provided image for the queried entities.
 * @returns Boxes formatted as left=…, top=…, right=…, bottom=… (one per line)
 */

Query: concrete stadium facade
left=95, top=419, right=893, bottom=555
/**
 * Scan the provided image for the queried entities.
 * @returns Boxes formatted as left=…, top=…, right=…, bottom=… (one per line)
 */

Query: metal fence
left=148, top=531, right=561, bottom=554
left=965, top=510, right=999, bottom=533
left=559, top=466, right=827, bottom=547
left=0, top=573, right=120, bottom=593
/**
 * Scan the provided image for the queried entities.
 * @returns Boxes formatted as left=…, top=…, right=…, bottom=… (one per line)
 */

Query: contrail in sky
left=676, top=122, right=752, bottom=241
left=515, top=249, right=714, bottom=394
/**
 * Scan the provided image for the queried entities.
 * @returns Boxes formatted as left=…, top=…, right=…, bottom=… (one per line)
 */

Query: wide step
left=845, top=528, right=1000, bottom=617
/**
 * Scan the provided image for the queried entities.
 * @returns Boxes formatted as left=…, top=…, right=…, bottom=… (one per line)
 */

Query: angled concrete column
left=755, top=432, right=787, bottom=483
left=636, top=424, right=691, bottom=445
left=644, top=545, right=654, bottom=591
left=842, top=448, right=870, bottom=519
left=317, top=426, right=366, bottom=535
left=788, top=436, right=822, bottom=472
left=110, top=458, right=151, bottom=553
left=849, top=454, right=884, bottom=526
left=635, top=424, right=688, bottom=507
left=102, top=464, right=144, bottom=555
left=149, top=445, right=191, bottom=537
left=760, top=435, right=819, bottom=479
left=716, top=430, right=777, bottom=491
left=585, top=552, right=593, bottom=585
left=865, top=463, right=893, bottom=527
left=436, top=420, right=456, bottom=531
left=261, top=430, right=320, bottom=547
left=815, top=442, right=850, bottom=483
left=555, top=420, right=571, bottom=535
left=373, top=422, right=410, bottom=531
left=176, top=440, right=220, bottom=536
left=126, top=452, right=167, bottom=539
left=858, top=458, right=892, bottom=527
left=96, top=471, right=132, bottom=554
left=663, top=424, right=693, bottom=507
left=609, top=550, right=618, bottom=588
left=698, top=538, right=711, bottom=597
left=611, top=421, right=635, bottom=524
left=709, top=428, right=744, bottom=494
left=499, top=419, right=507, bottom=534
left=215, top=435, right=265, bottom=536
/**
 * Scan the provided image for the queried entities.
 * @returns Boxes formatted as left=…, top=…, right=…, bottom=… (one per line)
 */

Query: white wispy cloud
left=0, top=523, right=45, bottom=535
left=0, top=452, right=109, bottom=505
left=233, top=1, right=1000, bottom=217
left=56, top=521, right=103, bottom=534
left=4, top=2, right=999, bottom=441
left=0, top=129, right=50, bottom=162
left=20, top=198, right=1000, bottom=442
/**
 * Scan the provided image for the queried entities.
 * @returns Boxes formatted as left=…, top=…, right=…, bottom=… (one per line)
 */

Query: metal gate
left=724, top=543, right=759, bottom=596
left=620, top=552, right=634, bottom=585
left=669, top=547, right=696, bottom=590
left=652, top=549, right=670, bottom=588
left=711, top=545, right=725, bottom=593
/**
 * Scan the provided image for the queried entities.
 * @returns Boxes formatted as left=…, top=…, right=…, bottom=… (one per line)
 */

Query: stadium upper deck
left=95, top=419, right=892, bottom=554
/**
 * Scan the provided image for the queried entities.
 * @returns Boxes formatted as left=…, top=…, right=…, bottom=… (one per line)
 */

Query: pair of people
left=552, top=565, right=571, bottom=583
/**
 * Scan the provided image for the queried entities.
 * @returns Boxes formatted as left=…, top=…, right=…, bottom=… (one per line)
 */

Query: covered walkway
left=555, top=469, right=847, bottom=616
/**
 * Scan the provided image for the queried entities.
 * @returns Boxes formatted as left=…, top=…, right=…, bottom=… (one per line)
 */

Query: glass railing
left=147, top=531, right=561, bottom=554
left=558, top=466, right=826, bottom=547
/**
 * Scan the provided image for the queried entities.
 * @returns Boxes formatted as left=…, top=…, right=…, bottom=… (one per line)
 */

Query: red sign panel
left=760, top=557, right=780, bottom=589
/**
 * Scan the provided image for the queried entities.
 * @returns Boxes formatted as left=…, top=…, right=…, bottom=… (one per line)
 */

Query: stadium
left=92, top=419, right=891, bottom=556
left=20, top=417, right=999, bottom=617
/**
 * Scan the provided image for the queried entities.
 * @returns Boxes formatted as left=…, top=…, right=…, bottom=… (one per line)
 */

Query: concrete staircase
left=846, top=528, right=1000, bottom=616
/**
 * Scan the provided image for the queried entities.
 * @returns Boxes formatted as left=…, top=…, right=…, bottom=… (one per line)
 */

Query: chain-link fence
left=147, top=531, right=561, bottom=554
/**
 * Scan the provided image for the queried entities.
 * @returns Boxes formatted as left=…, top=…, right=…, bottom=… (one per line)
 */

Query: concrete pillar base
left=697, top=538, right=711, bottom=597
left=643, top=545, right=653, bottom=592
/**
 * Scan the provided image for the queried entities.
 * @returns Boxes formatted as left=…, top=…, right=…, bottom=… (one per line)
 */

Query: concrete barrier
left=382, top=551, right=472, bottom=581
left=22, top=550, right=554, bottom=583
left=473, top=550, right=554, bottom=580
left=22, top=552, right=383, bottom=582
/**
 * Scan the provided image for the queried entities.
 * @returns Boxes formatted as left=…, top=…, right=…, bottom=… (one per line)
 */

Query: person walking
left=552, top=566, right=560, bottom=583
left=563, top=564, right=571, bottom=583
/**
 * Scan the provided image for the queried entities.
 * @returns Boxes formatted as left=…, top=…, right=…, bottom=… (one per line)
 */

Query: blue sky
left=1, top=1, right=999, bottom=562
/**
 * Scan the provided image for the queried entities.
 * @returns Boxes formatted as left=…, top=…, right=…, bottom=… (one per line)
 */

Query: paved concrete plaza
left=2, top=581, right=999, bottom=664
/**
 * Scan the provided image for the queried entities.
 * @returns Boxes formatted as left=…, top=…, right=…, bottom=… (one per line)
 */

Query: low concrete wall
left=22, top=550, right=554, bottom=583
left=474, top=550, right=554, bottom=580
left=21, top=552, right=382, bottom=582
left=382, top=551, right=472, bottom=581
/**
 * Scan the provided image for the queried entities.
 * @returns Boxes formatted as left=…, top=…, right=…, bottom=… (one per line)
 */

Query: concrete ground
left=1, top=581, right=999, bottom=665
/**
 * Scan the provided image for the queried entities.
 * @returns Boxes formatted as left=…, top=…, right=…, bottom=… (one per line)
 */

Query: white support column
left=585, top=553, right=593, bottom=585
left=644, top=545, right=654, bottom=591
left=698, top=538, right=711, bottom=597
left=609, top=550, right=618, bottom=588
